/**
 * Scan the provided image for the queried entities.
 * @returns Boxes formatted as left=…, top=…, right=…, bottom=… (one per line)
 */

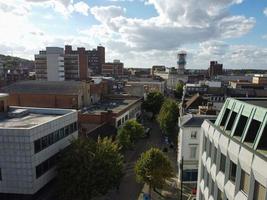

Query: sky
left=0, top=0, right=267, bottom=69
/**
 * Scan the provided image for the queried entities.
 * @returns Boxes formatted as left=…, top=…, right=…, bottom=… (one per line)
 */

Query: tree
left=157, top=99, right=179, bottom=136
left=135, top=148, right=174, bottom=196
left=174, top=82, right=184, bottom=99
left=142, top=92, right=164, bottom=116
left=57, top=137, right=124, bottom=200
left=116, top=119, right=145, bottom=149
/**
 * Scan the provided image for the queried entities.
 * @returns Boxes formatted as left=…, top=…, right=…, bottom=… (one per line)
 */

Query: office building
left=35, top=47, right=65, bottom=81
left=0, top=94, right=78, bottom=198
left=101, top=60, right=124, bottom=77
left=197, top=98, right=267, bottom=200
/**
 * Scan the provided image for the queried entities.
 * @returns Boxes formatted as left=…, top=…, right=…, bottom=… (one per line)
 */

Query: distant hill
left=0, top=54, right=34, bottom=70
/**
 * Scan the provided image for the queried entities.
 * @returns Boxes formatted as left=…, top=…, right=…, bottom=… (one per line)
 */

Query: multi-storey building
left=87, top=46, right=105, bottom=75
left=0, top=94, right=78, bottom=199
left=35, top=47, right=65, bottom=81
left=208, top=61, right=223, bottom=78
left=101, top=60, right=124, bottom=77
left=178, top=114, right=216, bottom=189
left=198, top=98, right=267, bottom=200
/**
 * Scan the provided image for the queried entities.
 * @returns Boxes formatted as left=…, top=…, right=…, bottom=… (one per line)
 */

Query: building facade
left=197, top=98, right=267, bottom=200
left=35, top=47, right=65, bottom=81
left=101, top=60, right=124, bottom=77
left=208, top=61, right=223, bottom=78
left=0, top=102, right=78, bottom=197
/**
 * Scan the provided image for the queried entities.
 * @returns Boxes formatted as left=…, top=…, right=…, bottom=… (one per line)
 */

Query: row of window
left=36, top=153, right=58, bottom=179
left=202, top=137, right=266, bottom=200
left=219, top=108, right=267, bottom=150
left=34, top=122, right=77, bottom=154
left=117, top=115, right=129, bottom=127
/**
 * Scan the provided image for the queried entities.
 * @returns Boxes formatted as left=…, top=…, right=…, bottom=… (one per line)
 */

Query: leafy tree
left=174, top=82, right=184, bottom=99
left=116, top=119, right=144, bottom=149
left=57, top=137, right=124, bottom=200
left=157, top=99, right=179, bottom=135
left=142, top=92, right=164, bottom=116
left=135, top=148, right=174, bottom=196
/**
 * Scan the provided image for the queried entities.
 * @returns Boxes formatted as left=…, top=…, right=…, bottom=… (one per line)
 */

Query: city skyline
left=0, top=0, right=267, bottom=69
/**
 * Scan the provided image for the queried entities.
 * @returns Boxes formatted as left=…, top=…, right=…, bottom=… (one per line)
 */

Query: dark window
left=182, top=169, right=198, bottom=182
left=34, top=140, right=41, bottom=153
left=244, top=119, right=261, bottom=144
left=257, top=124, right=267, bottom=150
left=217, top=189, right=223, bottom=200
left=220, top=108, right=230, bottom=126
left=211, top=181, right=215, bottom=197
left=254, top=181, right=266, bottom=200
left=0, top=168, right=2, bottom=181
left=219, top=154, right=226, bottom=173
left=226, top=111, right=237, bottom=131
left=213, top=147, right=217, bottom=164
left=234, top=115, right=248, bottom=137
left=208, top=140, right=212, bottom=158
left=41, top=137, right=48, bottom=149
left=65, top=126, right=70, bottom=136
left=35, top=154, right=58, bottom=179
left=229, top=161, right=237, bottom=183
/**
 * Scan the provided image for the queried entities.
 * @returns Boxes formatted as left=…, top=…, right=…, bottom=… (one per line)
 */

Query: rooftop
left=237, top=98, right=267, bottom=109
left=1, top=81, right=84, bottom=95
left=180, top=114, right=216, bottom=127
left=0, top=107, right=74, bottom=129
left=81, top=98, right=139, bottom=114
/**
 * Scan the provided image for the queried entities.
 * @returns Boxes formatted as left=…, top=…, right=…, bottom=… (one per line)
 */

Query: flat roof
left=0, top=107, right=74, bottom=129
left=81, top=99, right=139, bottom=114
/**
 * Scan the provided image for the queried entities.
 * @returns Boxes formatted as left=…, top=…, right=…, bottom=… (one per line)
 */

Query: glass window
left=34, top=139, right=41, bottom=153
left=233, top=115, right=248, bottom=137
left=0, top=168, right=2, bottom=181
left=254, top=181, right=266, bottom=200
left=229, top=161, right=237, bottom=183
left=240, top=170, right=250, bottom=195
left=219, top=154, right=226, bottom=173
left=220, top=108, right=230, bottom=126
left=191, top=131, right=197, bottom=139
left=217, top=189, right=223, bottom=200
left=226, top=111, right=237, bottom=131
left=213, top=147, right=217, bottom=164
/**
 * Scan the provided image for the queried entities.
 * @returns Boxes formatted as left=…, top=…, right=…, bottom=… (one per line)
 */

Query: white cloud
left=73, top=1, right=90, bottom=16
left=264, top=8, right=267, bottom=16
left=262, top=35, right=267, bottom=40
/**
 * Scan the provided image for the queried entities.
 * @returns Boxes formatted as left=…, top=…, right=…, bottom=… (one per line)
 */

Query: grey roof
left=181, top=115, right=216, bottom=127
left=1, top=81, right=83, bottom=95
left=237, top=98, right=267, bottom=109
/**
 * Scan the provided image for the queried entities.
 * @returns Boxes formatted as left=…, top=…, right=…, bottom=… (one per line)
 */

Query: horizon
left=0, top=0, right=267, bottom=69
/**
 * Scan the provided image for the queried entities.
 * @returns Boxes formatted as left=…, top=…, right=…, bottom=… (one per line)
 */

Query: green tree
left=135, top=148, right=174, bottom=196
left=174, top=82, right=184, bottom=99
left=157, top=99, right=179, bottom=135
left=57, top=137, right=124, bottom=200
left=142, top=92, right=164, bottom=116
left=116, top=119, right=145, bottom=149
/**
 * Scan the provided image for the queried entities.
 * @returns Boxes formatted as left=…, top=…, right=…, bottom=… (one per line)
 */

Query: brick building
left=101, top=60, right=124, bottom=77
left=1, top=81, right=91, bottom=109
left=208, top=61, right=223, bottom=77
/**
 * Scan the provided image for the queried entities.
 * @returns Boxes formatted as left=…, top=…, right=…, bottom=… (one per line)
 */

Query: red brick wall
left=78, top=48, right=88, bottom=80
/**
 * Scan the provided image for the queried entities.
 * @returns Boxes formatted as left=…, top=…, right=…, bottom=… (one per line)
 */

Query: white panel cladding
left=224, top=181, right=235, bottom=200
left=219, top=134, right=229, bottom=156
left=204, top=187, right=209, bottom=200
left=216, top=171, right=225, bottom=191
left=234, top=191, right=248, bottom=200
left=202, top=120, right=210, bottom=131
left=206, top=157, right=212, bottom=173
left=208, top=125, right=215, bottom=142
left=228, top=140, right=240, bottom=164
left=213, top=130, right=220, bottom=148
left=202, top=151, right=207, bottom=167
left=208, top=196, right=214, bottom=200
left=200, top=179, right=205, bottom=193
left=252, top=155, right=267, bottom=187
left=211, top=164, right=217, bottom=181
left=239, top=146, right=253, bottom=174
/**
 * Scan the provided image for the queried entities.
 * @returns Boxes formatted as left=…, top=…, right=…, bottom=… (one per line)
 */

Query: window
left=211, top=181, right=215, bottom=197
left=233, top=115, right=248, bottom=137
left=35, top=153, right=58, bottom=179
left=213, top=147, right=217, bottom=164
left=219, top=154, right=226, bottom=173
left=191, top=131, right=197, bottom=139
left=229, top=161, right=237, bottom=183
left=244, top=119, right=261, bottom=144
left=217, top=189, right=223, bottom=200
left=240, top=170, right=250, bottom=195
left=208, top=140, right=212, bottom=158
left=182, top=169, right=198, bottom=182
left=0, top=168, right=2, bottom=181
left=220, top=108, right=230, bottom=126
left=125, top=115, right=128, bottom=121
left=257, top=124, right=267, bottom=150
left=254, top=181, right=266, bottom=200
left=190, top=146, right=197, bottom=159
left=226, top=111, right=237, bottom=131
left=117, top=119, right=121, bottom=127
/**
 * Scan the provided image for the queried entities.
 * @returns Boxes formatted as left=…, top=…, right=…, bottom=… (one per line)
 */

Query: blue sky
left=0, top=0, right=267, bottom=69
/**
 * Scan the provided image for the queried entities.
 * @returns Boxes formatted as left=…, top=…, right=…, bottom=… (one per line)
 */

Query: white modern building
left=178, top=114, right=216, bottom=187
left=197, top=98, right=267, bottom=200
left=0, top=94, right=78, bottom=198
left=35, top=47, right=65, bottom=81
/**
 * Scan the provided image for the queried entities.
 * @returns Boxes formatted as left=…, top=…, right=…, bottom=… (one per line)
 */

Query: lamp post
left=180, top=156, right=184, bottom=200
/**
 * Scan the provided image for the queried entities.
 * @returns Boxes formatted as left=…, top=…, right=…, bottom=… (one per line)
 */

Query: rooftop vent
left=8, top=109, right=29, bottom=118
